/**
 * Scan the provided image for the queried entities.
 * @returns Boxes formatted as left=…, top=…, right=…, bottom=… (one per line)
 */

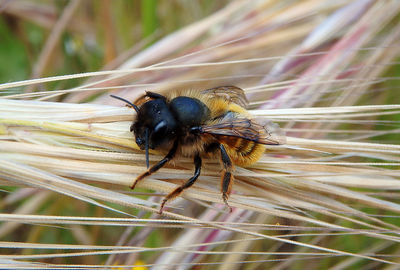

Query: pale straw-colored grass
left=1, top=0, right=400, bottom=269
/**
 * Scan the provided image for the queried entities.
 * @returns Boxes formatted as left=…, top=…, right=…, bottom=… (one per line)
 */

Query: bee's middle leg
left=131, top=140, right=179, bottom=189
left=159, top=154, right=202, bottom=214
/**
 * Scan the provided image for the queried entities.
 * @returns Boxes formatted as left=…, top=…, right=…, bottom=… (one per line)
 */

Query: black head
left=111, top=94, right=178, bottom=168
left=110, top=93, right=178, bottom=149
left=131, top=97, right=178, bottom=150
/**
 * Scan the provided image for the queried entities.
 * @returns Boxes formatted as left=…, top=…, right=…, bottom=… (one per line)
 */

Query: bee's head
left=110, top=94, right=177, bottom=168
left=131, top=98, right=177, bottom=150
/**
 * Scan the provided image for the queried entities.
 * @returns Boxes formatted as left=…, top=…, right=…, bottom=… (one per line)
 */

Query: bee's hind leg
left=131, top=140, right=178, bottom=190
left=219, top=144, right=234, bottom=212
left=159, top=154, right=202, bottom=214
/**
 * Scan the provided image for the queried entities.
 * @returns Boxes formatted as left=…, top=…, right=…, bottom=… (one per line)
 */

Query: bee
left=111, top=86, right=284, bottom=214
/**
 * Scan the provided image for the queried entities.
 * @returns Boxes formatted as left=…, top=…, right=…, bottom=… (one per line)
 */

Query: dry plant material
left=1, top=0, right=400, bottom=269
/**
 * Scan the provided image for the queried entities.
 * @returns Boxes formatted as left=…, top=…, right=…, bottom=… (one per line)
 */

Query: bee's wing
left=201, top=86, right=249, bottom=108
left=201, top=116, right=285, bottom=145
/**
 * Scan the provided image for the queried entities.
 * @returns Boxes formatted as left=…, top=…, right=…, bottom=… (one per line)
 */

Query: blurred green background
left=0, top=1, right=228, bottom=87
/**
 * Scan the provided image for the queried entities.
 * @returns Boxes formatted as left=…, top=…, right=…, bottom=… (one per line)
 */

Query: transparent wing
left=201, top=115, right=285, bottom=145
left=200, top=86, right=249, bottom=108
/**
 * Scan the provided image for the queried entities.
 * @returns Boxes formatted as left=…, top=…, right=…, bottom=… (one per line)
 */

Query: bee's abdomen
left=218, top=136, right=266, bottom=167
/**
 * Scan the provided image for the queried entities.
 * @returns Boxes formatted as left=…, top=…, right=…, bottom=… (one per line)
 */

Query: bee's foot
left=158, top=199, right=167, bottom=214
left=223, top=196, right=233, bottom=213
left=130, top=179, right=138, bottom=190
left=131, top=171, right=150, bottom=189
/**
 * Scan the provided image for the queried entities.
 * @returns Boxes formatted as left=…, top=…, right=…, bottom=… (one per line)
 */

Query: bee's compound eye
left=154, top=120, right=167, bottom=135
left=151, top=121, right=168, bottom=142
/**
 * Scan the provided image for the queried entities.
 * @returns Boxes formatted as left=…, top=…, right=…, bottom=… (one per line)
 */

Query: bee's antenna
left=110, top=95, right=140, bottom=113
left=144, top=128, right=150, bottom=169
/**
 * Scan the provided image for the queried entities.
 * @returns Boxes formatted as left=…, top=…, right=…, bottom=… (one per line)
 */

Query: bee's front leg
left=131, top=140, right=179, bottom=190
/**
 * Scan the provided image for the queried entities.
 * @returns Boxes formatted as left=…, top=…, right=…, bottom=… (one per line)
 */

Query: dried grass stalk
left=1, top=0, right=400, bottom=269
